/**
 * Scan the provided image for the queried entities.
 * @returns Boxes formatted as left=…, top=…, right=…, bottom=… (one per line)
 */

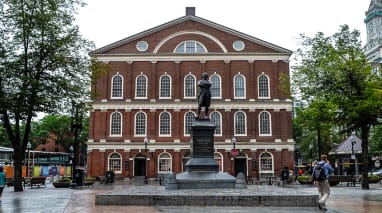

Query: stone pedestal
left=166, top=118, right=236, bottom=190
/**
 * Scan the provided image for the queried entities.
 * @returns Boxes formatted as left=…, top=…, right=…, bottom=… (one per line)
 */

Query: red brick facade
left=87, top=8, right=294, bottom=181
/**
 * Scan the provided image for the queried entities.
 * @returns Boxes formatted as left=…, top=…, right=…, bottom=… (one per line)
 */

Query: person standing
left=312, top=154, right=334, bottom=212
left=0, top=166, right=5, bottom=206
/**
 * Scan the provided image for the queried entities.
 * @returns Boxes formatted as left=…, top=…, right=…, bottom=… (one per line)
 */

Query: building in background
left=87, top=7, right=294, bottom=181
left=365, top=0, right=382, bottom=70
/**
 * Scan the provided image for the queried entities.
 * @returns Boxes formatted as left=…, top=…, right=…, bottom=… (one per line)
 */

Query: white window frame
left=110, top=112, right=122, bottom=137
left=184, top=74, right=196, bottom=99
left=184, top=111, right=196, bottom=136
left=210, top=74, right=221, bottom=99
left=258, top=74, right=270, bottom=99
left=234, top=74, right=246, bottom=99
left=159, top=112, right=171, bottom=137
left=111, top=74, right=123, bottom=99
left=134, top=111, right=147, bottom=136
left=214, top=152, right=224, bottom=172
left=135, top=74, right=147, bottom=99
left=259, top=111, right=272, bottom=136
left=108, top=152, right=122, bottom=174
left=234, top=111, right=247, bottom=136
left=158, top=152, right=172, bottom=173
left=210, top=111, right=222, bottom=136
left=174, top=40, right=207, bottom=53
left=159, top=74, right=172, bottom=99
left=259, top=152, right=274, bottom=178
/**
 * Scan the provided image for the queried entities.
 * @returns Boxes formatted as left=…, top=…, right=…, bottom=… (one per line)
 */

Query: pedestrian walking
left=312, top=154, right=334, bottom=212
left=0, top=166, right=5, bottom=206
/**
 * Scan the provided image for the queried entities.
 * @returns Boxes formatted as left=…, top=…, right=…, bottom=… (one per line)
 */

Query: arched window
left=184, top=75, right=196, bottom=98
left=110, top=112, right=122, bottom=136
left=175, top=40, right=207, bottom=53
left=210, top=111, right=222, bottom=135
left=258, top=74, right=270, bottom=98
left=108, top=153, right=122, bottom=174
left=214, top=153, right=223, bottom=171
left=159, top=75, right=171, bottom=98
left=182, top=152, right=190, bottom=172
left=260, top=152, right=273, bottom=174
left=259, top=111, right=271, bottom=136
left=184, top=111, right=196, bottom=135
left=111, top=75, right=123, bottom=98
left=234, top=111, right=246, bottom=136
left=158, top=153, right=172, bottom=173
left=135, top=112, right=146, bottom=136
left=234, top=74, right=245, bottom=98
left=136, top=75, right=147, bottom=98
left=159, top=112, right=171, bottom=136
left=210, top=74, right=221, bottom=98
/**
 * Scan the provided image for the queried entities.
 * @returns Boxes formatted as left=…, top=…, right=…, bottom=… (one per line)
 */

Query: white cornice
left=91, top=101, right=293, bottom=111
left=93, top=54, right=290, bottom=63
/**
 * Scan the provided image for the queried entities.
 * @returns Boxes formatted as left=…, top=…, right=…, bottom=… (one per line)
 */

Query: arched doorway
left=134, top=153, right=146, bottom=177
left=234, top=153, right=247, bottom=177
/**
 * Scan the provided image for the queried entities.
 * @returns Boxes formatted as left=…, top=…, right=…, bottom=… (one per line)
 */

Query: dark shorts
left=0, top=187, right=3, bottom=194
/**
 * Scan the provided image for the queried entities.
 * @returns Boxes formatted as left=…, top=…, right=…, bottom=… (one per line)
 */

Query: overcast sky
left=75, top=0, right=370, bottom=53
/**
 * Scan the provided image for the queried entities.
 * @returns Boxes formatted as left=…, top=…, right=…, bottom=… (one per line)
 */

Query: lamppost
left=26, top=142, right=31, bottom=177
left=71, top=103, right=83, bottom=186
left=350, top=136, right=356, bottom=176
left=144, top=137, right=148, bottom=184
left=309, top=143, right=313, bottom=163
left=69, top=145, right=74, bottom=180
left=232, top=137, right=237, bottom=151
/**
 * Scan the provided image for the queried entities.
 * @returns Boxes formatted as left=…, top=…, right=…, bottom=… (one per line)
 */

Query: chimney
left=186, top=7, right=195, bottom=16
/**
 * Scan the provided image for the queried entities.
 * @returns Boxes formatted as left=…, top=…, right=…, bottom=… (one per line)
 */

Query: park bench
left=328, top=175, right=358, bottom=187
left=29, top=177, right=46, bottom=188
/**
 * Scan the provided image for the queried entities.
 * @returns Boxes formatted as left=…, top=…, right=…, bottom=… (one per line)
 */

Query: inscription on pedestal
left=193, top=137, right=214, bottom=158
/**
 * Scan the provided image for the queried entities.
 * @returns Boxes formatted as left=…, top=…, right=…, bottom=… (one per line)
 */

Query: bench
left=30, top=177, right=46, bottom=188
left=328, top=175, right=357, bottom=187
left=6, top=178, right=14, bottom=187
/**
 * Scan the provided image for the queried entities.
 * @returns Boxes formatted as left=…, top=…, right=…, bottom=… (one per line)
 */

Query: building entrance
left=234, top=157, right=247, bottom=177
left=134, top=155, right=146, bottom=177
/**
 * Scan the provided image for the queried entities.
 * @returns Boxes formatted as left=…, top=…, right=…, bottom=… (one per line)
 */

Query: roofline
left=90, top=15, right=292, bottom=55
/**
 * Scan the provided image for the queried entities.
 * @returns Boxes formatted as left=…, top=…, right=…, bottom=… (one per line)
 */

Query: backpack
left=313, top=163, right=326, bottom=181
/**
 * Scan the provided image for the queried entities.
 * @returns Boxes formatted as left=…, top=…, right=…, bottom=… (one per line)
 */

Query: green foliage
left=55, top=178, right=72, bottom=183
left=368, top=174, right=380, bottom=183
left=0, top=0, right=92, bottom=192
left=297, top=175, right=312, bottom=181
left=292, top=25, right=382, bottom=189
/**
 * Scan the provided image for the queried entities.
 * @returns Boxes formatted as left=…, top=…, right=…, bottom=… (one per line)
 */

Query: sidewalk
left=0, top=181, right=381, bottom=213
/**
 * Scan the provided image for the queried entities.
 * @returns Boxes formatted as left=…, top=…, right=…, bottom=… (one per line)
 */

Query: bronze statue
left=197, top=72, right=211, bottom=118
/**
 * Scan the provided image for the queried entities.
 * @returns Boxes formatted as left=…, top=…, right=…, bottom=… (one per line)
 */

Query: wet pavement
left=0, top=180, right=381, bottom=213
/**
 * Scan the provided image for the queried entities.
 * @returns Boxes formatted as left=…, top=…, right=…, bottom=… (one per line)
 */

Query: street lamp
left=26, top=142, right=31, bottom=177
left=350, top=136, right=356, bottom=160
left=232, top=137, right=236, bottom=150
left=308, top=143, right=313, bottom=163
left=69, top=145, right=74, bottom=180
left=144, top=137, right=148, bottom=184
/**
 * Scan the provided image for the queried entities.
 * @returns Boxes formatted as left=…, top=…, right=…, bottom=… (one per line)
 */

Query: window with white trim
left=111, top=75, right=123, bottom=98
left=136, top=75, right=147, bottom=98
left=159, top=112, right=171, bottom=136
left=159, top=75, right=171, bottom=98
left=234, top=111, right=246, bottom=136
left=108, top=153, right=122, bottom=174
left=110, top=112, right=122, bottom=136
left=158, top=153, right=172, bottom=173
left=184, top=112, right=196, bottom=135
left=214, top=153, right=223, bottom=171
left=234, top=74, right=245, bottom=98
left=135, top=112, right=146, bottom=136
left=210, top=74, right=221, bottom=98
left=184, top=75, right=196, bottom=98
left=182, top=152, right=190, bottom=172
left=175, top=40, right=207, bottom=53
left=258, top=75, right=270, bottom=98
left=210, top=111, right=222, bottom=135
left=259, top=111, right=271, bottom=136
left=260, top=152, right=273, bottom=171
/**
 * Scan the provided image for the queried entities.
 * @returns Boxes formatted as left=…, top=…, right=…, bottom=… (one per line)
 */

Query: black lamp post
left=309, top=143, right=313, bottom=163
left=351, top=136, right=356, bottom=175
left=232, top=137, right=236, bottom=150
left=71, top=103, right=83, bottom=186
left=26, top=142, right=31, bottom=177
left=144, top=137, right=148, bottom=184
left=69, top=145, right=74, bottom=180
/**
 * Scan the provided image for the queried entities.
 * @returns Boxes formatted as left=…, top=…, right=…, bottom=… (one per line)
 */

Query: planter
left=297, top=175, right=313, bottom=185
left=53, top=182, right=71, bottom=188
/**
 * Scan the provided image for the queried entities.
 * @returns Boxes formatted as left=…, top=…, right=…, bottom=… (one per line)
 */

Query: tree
left=0, top=0, right=93, bottom=191
left=292, top=25, right=382, bottom=189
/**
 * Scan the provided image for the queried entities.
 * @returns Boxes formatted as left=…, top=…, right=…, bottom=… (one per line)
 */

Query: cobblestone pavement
left=0, top=180, right=381, bottom=213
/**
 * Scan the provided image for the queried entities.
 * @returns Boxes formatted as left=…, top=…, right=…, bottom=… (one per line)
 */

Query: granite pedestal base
left=173, top=171, right=236, bottom=189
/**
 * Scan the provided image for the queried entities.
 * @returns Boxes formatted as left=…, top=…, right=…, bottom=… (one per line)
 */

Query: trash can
left=105, top=171, right=114, bottom=183
left=74, top=169, right=84, bottom=186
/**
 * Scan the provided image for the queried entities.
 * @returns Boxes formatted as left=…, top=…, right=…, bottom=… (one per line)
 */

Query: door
left=134, top=157, right=146, bottom=176
left=234, top=158, right=247, bottom=177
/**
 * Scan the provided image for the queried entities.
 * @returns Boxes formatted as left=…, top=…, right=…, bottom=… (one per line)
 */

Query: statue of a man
left=197, top=72, right=211, bottom=118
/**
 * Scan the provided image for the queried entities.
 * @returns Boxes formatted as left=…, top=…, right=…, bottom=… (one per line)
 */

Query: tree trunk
left=13, top=147, right=24, bottom=192
left=361, top=124, right=370, bottom=190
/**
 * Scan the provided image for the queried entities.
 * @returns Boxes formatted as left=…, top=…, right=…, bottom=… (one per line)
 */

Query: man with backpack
left=312, top=154, right=334, bottom=212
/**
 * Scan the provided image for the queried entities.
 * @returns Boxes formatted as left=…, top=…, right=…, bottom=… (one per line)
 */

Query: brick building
left=87, top=7, right=294, bottom=181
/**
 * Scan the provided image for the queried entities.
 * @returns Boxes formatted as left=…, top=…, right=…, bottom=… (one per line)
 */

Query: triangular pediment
left=90, top=14, right=291, bottom=56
